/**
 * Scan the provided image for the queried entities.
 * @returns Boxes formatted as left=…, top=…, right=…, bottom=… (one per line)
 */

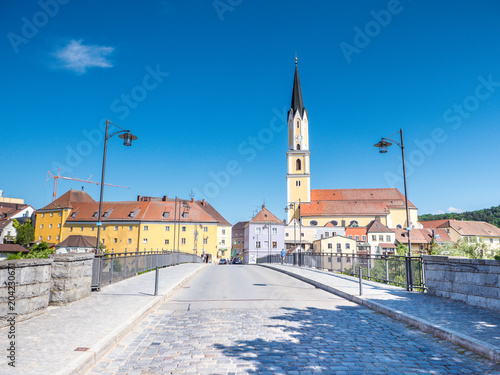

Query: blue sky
left=2, top=0, right=500, bottom=225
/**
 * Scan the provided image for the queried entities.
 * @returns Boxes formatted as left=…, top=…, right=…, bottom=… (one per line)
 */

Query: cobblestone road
left=89, top=266, right=500, bottom=374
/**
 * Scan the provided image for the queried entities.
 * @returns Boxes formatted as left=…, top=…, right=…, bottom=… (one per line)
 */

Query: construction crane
left=47, top=168, right=129, bottom=201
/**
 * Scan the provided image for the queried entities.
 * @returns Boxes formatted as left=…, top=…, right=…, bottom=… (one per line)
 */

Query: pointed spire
left=291, top=58, right=305, bottom=116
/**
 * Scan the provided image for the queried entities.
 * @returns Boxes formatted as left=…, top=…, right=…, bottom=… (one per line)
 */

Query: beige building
left=312, top=235, right=357, bottom=254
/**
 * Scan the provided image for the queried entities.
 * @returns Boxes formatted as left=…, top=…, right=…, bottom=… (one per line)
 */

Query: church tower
left=286, top=59, right=311, bottom=223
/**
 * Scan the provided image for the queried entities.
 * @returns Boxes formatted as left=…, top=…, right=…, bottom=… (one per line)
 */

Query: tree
left=25, top=242, right=54, bottom=259
left=12, top=219, right=35, bottom=246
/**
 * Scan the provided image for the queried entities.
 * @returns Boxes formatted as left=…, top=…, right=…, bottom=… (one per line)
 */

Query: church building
left=285, top=59, right=419, bottom=251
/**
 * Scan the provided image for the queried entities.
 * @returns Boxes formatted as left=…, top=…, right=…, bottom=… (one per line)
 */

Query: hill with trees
left=419, top=205, right=500, bottom=228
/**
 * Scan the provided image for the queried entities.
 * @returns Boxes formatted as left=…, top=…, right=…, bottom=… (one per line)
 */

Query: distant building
left=0, top=190, right=24, bottom=205
left=35, top=189, right=230, bottom=262
left=0, top=203, right=35, bottom=244
left=395, top=228, right=452, bottom=254
left=312, top=235, right=357, bottom=255
left=0, top=244, right=29, bottom=260
left=366, top=220, right=396, bottom=255
left=243, top=205, right=284, bottom=264
left=55, top=235, right=97, bottom=254
left=231, top=221, right=247, bottom=258
left=284, top=61, right=419, bottom=231
left=284, top=220, right=346, bottom=252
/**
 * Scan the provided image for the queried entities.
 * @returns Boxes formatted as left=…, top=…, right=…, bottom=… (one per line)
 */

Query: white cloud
left=447, top=206, right=464, bottom=214
left=433, top=210, right=445, bottom=215
left=55, top=40, right=114, bottom=74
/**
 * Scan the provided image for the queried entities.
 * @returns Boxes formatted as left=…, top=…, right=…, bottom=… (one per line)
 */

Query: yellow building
left=35, top=190, right=230, bottom=262
left=312, top=235, right=357, bottom=254
left=285, top=61, right=419, bottom=232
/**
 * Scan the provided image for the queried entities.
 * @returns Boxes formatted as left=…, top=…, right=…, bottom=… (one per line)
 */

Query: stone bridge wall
left=423, top=255, right=500, bottom=312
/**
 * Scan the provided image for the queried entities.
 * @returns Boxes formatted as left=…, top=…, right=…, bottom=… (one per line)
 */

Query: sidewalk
left=0, top=262, right=207, bottom=375
left=262, top=264, right=500, bottom=363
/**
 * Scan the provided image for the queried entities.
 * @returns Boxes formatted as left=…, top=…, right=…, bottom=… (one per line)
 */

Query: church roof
left=290, top=62, right=305, bottom=116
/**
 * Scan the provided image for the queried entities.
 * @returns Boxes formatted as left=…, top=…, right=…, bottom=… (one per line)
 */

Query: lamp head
left=119, top=132, right=138, bottom=146
left=374, top=139, right=392, bottom=153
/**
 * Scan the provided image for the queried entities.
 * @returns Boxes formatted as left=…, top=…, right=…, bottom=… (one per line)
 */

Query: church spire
left=291, top=59, right=305, bottom=116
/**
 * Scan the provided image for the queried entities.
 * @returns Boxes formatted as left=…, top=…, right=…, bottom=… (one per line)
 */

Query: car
left=219, top=259, right=227, bottom=265
left=232, top=258, right=242, bottom=264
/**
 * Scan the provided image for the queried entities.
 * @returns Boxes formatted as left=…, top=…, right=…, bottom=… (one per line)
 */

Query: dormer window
left=71, top=209, right=79, bottom=218
left=182, top=212, right=189, bottom=219
left=129, top=208, right=140, bottom=218
left=163, top=211, right=170, bottom=218
left=93, top=211, right=99, bottom=218
left=103, top=209, right=113, bottom=218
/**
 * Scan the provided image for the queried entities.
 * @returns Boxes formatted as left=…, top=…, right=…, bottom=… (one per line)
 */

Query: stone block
left=51, top=279, right=65, bottom=292
left=14, top=298, right=30, bottom=315
left=467, top=295, right=489, bottom=309
left=434, top=290, right=451, bottom=299
left=51, top=264, right=69, bottom=279
left=486, top=297, right=500, bottom=312
left=449, top=292, right=468, bottom=304
left=29, top=295, right=49, bottom=312
left=19, top=267, right=38, bottom=285
left=39, top=282, right=50, bottom=296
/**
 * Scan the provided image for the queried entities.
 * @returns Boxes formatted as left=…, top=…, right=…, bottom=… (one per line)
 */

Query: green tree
left=25, top=242, right=54, bottom=259
left=12, top=219, right=35, bottom=246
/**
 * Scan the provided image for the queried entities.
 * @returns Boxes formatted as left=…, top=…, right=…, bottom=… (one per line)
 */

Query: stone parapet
left=423, top=255, right=500, bottom=312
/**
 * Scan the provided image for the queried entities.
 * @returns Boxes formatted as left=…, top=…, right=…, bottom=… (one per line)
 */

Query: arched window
left=331, top=220, right=338, bottom=226
left=310, top=220, right=318, bottom=226
left=296, top=159, right=302, bottom=171
left=296, top=120, right=300, bottom=128
left=296, top=144, right=300, bottom=150
left=396, top=224, right=403, bottom=229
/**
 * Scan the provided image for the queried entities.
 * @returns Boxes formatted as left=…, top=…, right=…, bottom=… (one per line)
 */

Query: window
left=296, top=144, right=301, bottom=150
left=362, top=235, right=366, bottom=241
left=91, top=227, right=94, bottom=231
left=296, top=119, right=300, bottom=128
left=48, top=235, right=51, bottom=240
left=203, top=238, right=208, bottom=245
left=396, top=224, right=403, bottom=229
left=59, top=212, right=62, bottom=216
left=57, top=235, right=60, bottom=240
left=203, top=227, right=208, bottom=232
left=256, top=241, right=261, bottom=248
left=272, top=241, right=277, bottom=248
left=101, top=239, right=105, bottom=244
left=163, top=211, right=170, bottom=218
left=114, top=238, right=118, bottom=243
left=181, top=238, right=186, bottom=245
left=328, top=243, right=333, bottom=249
left=348, top=235, right=352, bottom=239
left=325, top=232, right=329, bottom=238
left=50, top=212, right=53, bottom=217
left=310, top=220, right=318, bottom=226
left=143, top=238, right=148, bottom=244
left=222, top=229, right=226, bottom=235
left=301, top=233, right=305, bottom=237
left=221, top=239, right=225, bottom=245
left=58, top=223, right=61, bottom=228
left=272, top=228, right=277, bottom=234
left=129, top=226, right=133, bottom=231
left=128, top=239, right=132, bottom=244
left=40, top=224, right=43, bottom=229
left=182, top=226, right=186, bottom=232
left=165, top=226, right=170, bottom=231
left=182, top=212, right=189, bottom=219
left=42, top=213, right=45, bottom=218
left=379, top=235, right=384, bottom=241
left=115, top=226, right=118, bottom=231
left=386, top=235, right=391, bottom=242
left=144, top=226, right=148, bottom=231
left=331, top=221, right=338, bottom=226
left=102, top=226, right=106, bottom=231
left=39, top=236, right=42, bottom=240
left=81, top=227, right=84, bottom=231
left=285, top=233, right=289, bottom=237
left=337, top=243, right=341, bottom=250
left=295, top=180, right=301, bottom=187
left=255, top=227, right=261, bottom=234
left=49, top=224, right=52, bottom=229
left=296, top=159, right=302, bottom=171
left=349, top=220, right=359, bottom=227
left=372, top=235, right=376, bottom=241
left=355, top=235, right=359, bottom=241
left=165, top=239, right=169, bottom=245
left=346, top=243, right=350, bottom=249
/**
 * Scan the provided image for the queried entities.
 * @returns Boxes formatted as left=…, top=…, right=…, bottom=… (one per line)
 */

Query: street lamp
left=374, top=129, right=413, bottom=290
left=96, top=119, right=138, bottom=255
left=285, top=200, right=302, bottom=266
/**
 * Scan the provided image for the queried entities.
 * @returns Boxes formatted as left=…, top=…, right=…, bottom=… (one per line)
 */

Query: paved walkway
left=262, top=264, right=500, bottom=363
left=0, top=262, right=207, bottom=375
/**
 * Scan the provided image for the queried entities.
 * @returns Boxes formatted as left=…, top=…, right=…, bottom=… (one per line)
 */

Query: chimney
left=191, top=198, right=194, bottom=203
left=262, top=204, right=265, bottom=209
left=162, top=195, right=168, bottom=201
left=137, top=195, right=142, bottom=201
left=202, top=199, right=206, bottom=206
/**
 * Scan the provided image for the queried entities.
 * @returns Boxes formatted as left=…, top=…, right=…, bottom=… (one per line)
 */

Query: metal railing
left=258, top=252, right=425, bottom=291
left=91, top=250, right=203, bottom=290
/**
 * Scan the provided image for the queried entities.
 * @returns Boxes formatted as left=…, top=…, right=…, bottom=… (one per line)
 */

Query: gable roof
left=40, top=189, right=95, bottom=210
left=420, top=220, right=449, bottom=229
left=395, top=228, right=452, bottom=245
left=250, top=205, right=283, bottom=225
left=196, top=201, right=231, bottom=226
left=366, top=220, right=393, bottom=234
left=0, top=244, right=29, bottom=253
left=439, top=220, right=500, bottom=237
left=56, top=235, right=97, bottom=248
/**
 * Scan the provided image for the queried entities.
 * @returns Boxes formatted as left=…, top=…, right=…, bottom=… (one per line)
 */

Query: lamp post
left=285, top=200, right=301, bottom=266
left=96, top=119, right=137, bottom=255
left=374, top=129, right=413, bottom=290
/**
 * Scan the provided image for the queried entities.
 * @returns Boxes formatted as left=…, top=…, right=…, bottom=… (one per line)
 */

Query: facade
left=243, top=205, right=284, bottom=264
left=231, top=221, right=247, bottom=258
left=194, top=200, right=232, bottom=260
left=395, top=228, right=452, bottom=254
left=426, top=220, right=500, bottom=250
left=366, top=220, right=396, bottom=255
left=35, top=190, right=230, bottom=262
left=0, top=203, right=35, bottom=244
left=284, top=61, right=419, bottom=235
left=284, top=219, right=346, bottom=252
left=312, top=235, right=357, bottom=254
left=345, top=227, right=367, bottom=242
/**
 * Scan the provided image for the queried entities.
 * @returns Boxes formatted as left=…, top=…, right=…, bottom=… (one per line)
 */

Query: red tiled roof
left=40, top=189, right=95, bottom=210
left=311, top=188, right=416, bottom=208
left=380, top=243, right=396, bottom=248
left=395, top=228, right=452, bottom=244
left=250, top=205, right=283, bottom=224
left=439, top=220, right=500, bottom=237
left=195, top=201, right=231, bottom=226
left=301, top=200, right=392, bottom=216
left=345, top=227, right=367, bottom=236
left=420, top=220, right=449, bottom=229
